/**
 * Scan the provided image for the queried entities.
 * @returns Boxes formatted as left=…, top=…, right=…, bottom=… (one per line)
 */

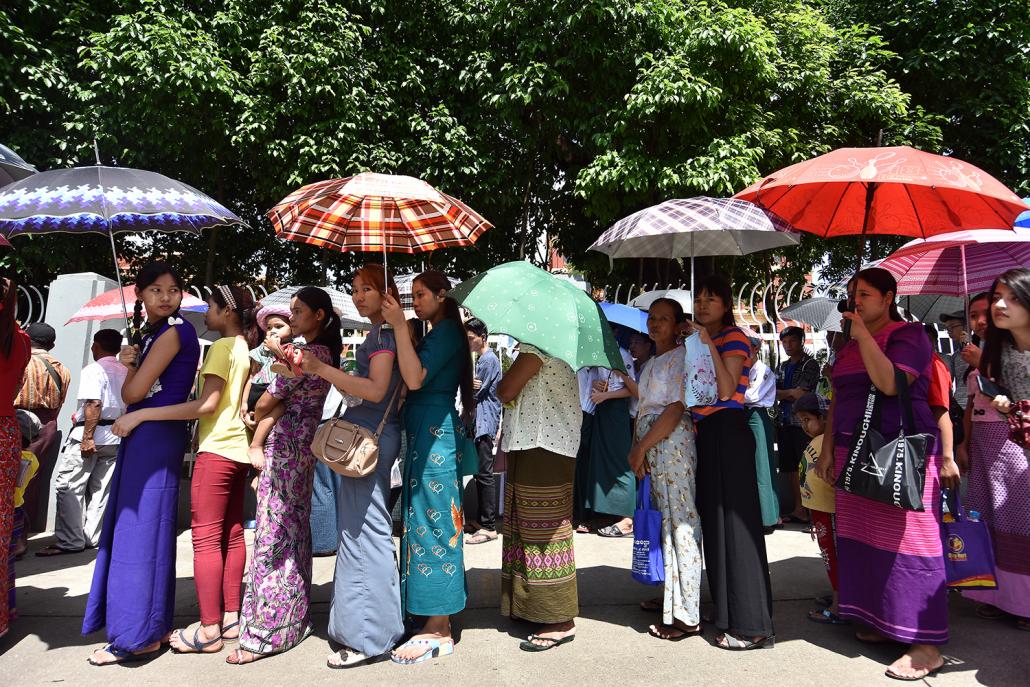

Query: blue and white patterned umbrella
left=0, top=166, right=246, bottom=237
left=0, top=144, right=37, bottom=188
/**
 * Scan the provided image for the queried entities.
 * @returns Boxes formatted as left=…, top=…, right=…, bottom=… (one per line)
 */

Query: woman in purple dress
left=226, top=287, right=339, bottom=664
left=816, top=268, right=958, bottom=681
left=84, top=261, right=201, bottom=665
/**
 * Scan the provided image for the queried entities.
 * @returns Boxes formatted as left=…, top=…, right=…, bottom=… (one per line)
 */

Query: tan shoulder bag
left=311, top=382, right=402, bottom=478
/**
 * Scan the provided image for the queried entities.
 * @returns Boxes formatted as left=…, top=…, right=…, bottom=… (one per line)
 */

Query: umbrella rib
left=902, top=184, right=927, bottom=238
left=822, top=182, right=852, bottom=239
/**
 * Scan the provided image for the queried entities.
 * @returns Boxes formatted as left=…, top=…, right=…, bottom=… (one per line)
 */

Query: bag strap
left=942, top=487, right=965, bottom=522
left=893, top=366, right=919, bottom=435
left=373, top=381, right=403, bottom=437
left=36, top=354, right=64, bottom=395
left=848, top=383, right=881, bottom=464
left=636, top=474, right=651, bottom=511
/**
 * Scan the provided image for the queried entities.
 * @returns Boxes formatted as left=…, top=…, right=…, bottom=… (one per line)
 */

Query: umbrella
left=450, top=261, right=626, bottom=372
left=879, top=227, right=1030, bottom=297
left=66, top=286, right=208, bottom=325
left=0, top=160, right=248, bottom=327
left=588, top=197, right=799, bottom=295
left=735, top=146, right=1029, bottom=268
left=599, top=302, right=648, bottom=333
left=0, top=144, right=37, bottom=187
left=629, top=288, right=693, bottom=314
left=898, top=294, right=965, bottom=325
left=0, top=234, right=10, bottom=249
left=779, top=297, right=843, bottom=332
left=267, top=172, right=492, bottom=275
left=1014, top=198, right=1029, bottom=228
left=259, top=285, right=369, bottom=330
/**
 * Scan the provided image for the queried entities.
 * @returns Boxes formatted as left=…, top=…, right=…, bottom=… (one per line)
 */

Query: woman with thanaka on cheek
left=227, top=287, right=337, bottom=665
left=300, top=264, right=407, bottom=669
left=112, top=285, right=261, bottom=655
left=83, top=261, right=201, bottom=666
left=381, top=270, right=474, bottom=665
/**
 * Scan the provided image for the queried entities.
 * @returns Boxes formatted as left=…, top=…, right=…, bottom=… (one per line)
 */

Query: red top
left=927, top=355, right=952, bottom=411
left=0, top=328, right=31, bottom=417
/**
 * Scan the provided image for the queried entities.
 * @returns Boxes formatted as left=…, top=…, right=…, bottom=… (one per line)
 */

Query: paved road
left=1, top=525, right=1022, bottom=686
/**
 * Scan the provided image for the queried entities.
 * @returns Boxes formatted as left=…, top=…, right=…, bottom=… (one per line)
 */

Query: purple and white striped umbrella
left=880, top=227, right=1030, bottom=296
left=589, top=197, right=799, bottom=260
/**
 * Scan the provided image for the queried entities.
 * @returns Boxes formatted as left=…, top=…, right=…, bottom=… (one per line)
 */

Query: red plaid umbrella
left=734, top=147, right=1028, bottom=268
left=267, top=173, right=492, bottom=271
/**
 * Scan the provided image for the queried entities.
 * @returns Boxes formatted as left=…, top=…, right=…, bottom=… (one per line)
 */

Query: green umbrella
left=451, top=261, right=626, bottom=372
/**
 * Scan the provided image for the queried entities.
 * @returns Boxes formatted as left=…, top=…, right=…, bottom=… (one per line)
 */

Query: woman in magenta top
left=0, top=275, right=30, bottom=641
left=817, top=268, right=951, bottom=681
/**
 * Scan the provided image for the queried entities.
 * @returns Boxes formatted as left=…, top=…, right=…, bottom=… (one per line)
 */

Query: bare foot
left=885, top=645, right=944, bottom=680
left=526, top=621, right=575, bottom=648
left=855, top=629, right=891, bottom=643
left=225, top=648, right=263, bottom=665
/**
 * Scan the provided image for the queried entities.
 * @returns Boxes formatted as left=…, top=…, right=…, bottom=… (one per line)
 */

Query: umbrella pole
left=961, top=244, right=970, bottom=332
left=856, top=181, right=877, bottom=273
left=93, top=148, right=131, bottom=332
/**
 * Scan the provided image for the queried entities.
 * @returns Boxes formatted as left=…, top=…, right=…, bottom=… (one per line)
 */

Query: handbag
left=631, top=475, right=664, bottom=585
left=1005, top=399, right=1030, bottom=448
left=835, top=367, right=932, bottom=511
left=311, top=383, right=401, bottom=478
left=941, top=489, right=998, bottom=589
left=683, top=332, right=718, bottom=407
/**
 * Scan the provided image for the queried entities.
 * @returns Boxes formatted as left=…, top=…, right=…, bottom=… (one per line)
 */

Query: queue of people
left=0, top=262, right=1028, bottom=682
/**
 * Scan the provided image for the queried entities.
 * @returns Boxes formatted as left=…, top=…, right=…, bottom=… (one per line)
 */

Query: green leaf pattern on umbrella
left=451, top=261, right=625, bottom=372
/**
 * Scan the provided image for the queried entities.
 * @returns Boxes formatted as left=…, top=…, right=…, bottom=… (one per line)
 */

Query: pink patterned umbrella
left=879, top=227, right=1030, bottom=296
left=66, top=285, right=207, bottom=324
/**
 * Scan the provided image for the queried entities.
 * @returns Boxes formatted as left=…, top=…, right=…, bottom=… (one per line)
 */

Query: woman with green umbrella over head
left=382, top=271, right=475, bottom=665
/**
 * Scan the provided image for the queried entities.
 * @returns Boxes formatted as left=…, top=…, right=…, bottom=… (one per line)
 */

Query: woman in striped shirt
left=686, top=274, right=774, bottom=650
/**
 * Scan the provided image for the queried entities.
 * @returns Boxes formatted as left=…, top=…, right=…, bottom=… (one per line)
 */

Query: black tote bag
left=835, top=367, right=932, bottom=511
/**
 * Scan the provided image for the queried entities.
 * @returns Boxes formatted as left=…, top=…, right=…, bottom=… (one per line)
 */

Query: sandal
left=639, top=597, right=663, bottom=613
left=976, top=604, right=1007, bottom=620
left=225, top=648, right=263, bottom=665
left=36, top=545, right=84, bottom=557
left=390, top=637, right=454, bottom=665
left=814, top=594, right=833, bottom=608
left=716, top=633, right=775, bottom=651
left=465, top=531, right=498, bottom=545
left=884, top=659, right=945, bottom=681
left=519, top=633, right=575, bottom=652
left=807, top=608, right=849, bottom=625
left=597, top=524, right=631, bottom=538
left=648, top=623, right=702, bottom=641
left=220, top=620, right=240, bottom=640
left=87, top=644, right=161, bottom=666
left=327, top=647, right=389, bottom=669
left=171, top=626, right=223, bottom=654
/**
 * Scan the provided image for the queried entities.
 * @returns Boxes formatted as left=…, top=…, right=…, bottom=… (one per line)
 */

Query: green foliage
left=4, top=0, right=1019, bottom=295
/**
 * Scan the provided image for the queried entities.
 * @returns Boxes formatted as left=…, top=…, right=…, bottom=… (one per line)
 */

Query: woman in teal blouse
left=382, top=270, right=476, bottom=665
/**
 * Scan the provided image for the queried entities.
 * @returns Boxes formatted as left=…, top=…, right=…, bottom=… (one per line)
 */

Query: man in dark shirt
left=775, top=326, right=820, bottom=523
left=465, top=318, right=502, bottom=544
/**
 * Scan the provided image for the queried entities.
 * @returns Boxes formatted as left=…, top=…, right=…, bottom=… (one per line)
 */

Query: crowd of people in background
left=0, top=261, right=1028, bottom=681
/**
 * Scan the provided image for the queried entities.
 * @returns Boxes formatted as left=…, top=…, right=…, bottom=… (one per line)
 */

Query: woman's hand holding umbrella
left=381, top=293, right=406, bottom=330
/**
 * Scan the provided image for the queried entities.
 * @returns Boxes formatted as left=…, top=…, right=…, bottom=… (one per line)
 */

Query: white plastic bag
left=683, top=332, right=718, bottom=407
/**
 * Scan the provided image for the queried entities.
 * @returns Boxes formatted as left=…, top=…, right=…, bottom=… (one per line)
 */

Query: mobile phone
left=837, top=298, right=855, bottom=338
left=977, top=375, right=1011, bottom=400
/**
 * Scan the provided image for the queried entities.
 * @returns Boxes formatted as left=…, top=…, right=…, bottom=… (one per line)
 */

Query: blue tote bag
left=631, top=475, right=664, bottom=585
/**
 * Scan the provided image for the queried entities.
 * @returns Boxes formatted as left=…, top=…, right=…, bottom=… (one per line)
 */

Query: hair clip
left=168, top=316, right=184, bottom=326
left=218, top=285, right=237, bottom=310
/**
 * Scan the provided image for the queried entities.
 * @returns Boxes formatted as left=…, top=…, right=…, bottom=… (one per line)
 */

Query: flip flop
left=648, top=623, right=702, bottom=641
left=327, top=648, right=389, bottom=669
left=465, top=531, right=498, bottom=545
left=35, top=545, right=84, bottom=557
left=884, top=661, right=945, bottom=681
left=716, top=634, right=775, bottom=651
left=87, top=645, right=161, bottom=666
left=171, top=626, right=223, bottom=654
left=597, top=524, right=631, bottom=538
left=225, top=648, right=263, bottom=665
left=807, top=608, right=849, bottom=625
left=520, top=634, right=575, bottom=652
left=390, top=638, right=454, bottom=665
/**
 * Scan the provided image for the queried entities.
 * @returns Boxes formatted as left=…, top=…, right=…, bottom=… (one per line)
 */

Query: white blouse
left=502, top=344, right=582, bottom=458
left=636, top=346, right=685, bottom=418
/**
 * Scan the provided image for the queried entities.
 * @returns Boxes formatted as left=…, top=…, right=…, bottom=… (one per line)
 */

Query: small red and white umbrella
left=66, top=285, right=207, bottom=325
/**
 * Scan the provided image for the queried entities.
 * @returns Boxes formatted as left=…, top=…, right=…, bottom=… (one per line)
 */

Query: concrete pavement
left=1, top=524, right=1024, bottom=686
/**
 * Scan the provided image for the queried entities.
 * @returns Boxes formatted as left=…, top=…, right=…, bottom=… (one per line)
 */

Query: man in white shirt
left=37, top=329, right=127, bottom=556
left=745, top=335, right=781, bottom=532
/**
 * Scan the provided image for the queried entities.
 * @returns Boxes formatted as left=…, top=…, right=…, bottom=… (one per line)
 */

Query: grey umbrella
left=260, top=286, right=369, bottom=330
left=779, top=297, right=843, bottom=332
left=0, top=144, right=37, bottom=187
